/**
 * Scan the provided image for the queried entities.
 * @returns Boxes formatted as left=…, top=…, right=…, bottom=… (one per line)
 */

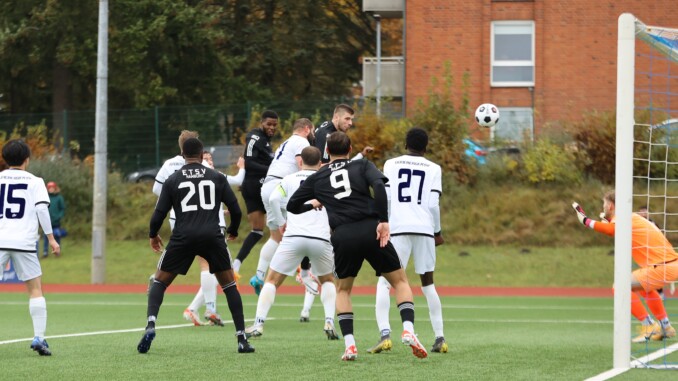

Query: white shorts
left=269, top=236, right=334, bottom=277
left=390, top=235, right=436, bottom=275
left=261, top=179, right=282, bottom=229
left=0, top=249, right=42, bottom=281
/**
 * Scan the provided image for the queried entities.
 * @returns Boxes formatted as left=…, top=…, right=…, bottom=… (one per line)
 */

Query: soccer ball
left=475, top=103, right=500, bottom=128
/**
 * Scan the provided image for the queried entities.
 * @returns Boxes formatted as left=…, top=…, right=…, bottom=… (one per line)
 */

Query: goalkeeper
left=572, top=190, right=678, bottom=343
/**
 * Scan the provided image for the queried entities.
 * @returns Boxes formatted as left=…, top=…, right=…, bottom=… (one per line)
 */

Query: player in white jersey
left=0, top=139, right=60, bottom=356
left=249, top=118, right=314, bottom=294
left=152, top=130, right=246, bottom=326
left=369, top=127, right=448, bottom=354
left=245, top=146, right=339, bottom=339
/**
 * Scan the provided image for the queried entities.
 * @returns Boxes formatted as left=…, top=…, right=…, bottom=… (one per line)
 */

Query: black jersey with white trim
left=244, top=128, right=273, bottom=181
left=313, top=120, right=336, bottom=164
left=287, top=158, right=387, bottom=230
left=153, top=163, right=241, bottom=240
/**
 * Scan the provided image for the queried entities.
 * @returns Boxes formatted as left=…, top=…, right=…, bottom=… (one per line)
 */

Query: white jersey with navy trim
left=270, top=169, right=331, bottom=241
left=383, top=154, right=442, bottom=236
left=0, top=169, right=50, bottom=251
left=265, top=134, right=309, bottom=180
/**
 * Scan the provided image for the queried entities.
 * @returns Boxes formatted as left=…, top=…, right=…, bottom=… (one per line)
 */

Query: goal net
left=616, top=13, right=678, bottom=370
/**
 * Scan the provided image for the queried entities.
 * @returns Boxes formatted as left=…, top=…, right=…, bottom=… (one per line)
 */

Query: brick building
left=363, top=0, right=678, bottom=141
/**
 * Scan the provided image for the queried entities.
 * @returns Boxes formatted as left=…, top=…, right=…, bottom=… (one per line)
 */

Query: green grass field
left=1, top=292, right=677, bottom=380
left=35, top=239, right=615, bottom=287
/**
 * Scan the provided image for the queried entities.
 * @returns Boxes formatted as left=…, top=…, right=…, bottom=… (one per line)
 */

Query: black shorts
left=330, top=218, right=402, bottom=279
left=241, top=179, right=265, bottom=214
left=158, top=237, right=232, bottom=275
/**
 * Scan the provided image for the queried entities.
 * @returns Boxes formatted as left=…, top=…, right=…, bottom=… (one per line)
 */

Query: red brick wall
left=405, top=0, right=678, bottom=134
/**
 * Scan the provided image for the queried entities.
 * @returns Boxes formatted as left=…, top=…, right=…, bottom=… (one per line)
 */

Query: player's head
left=300, top=146, right=321, bottom=168
left=178, top=130, right=199, bottom=152
left=2, top=139, right=31, bottom=167
left=293, top=118, right=314, bottom=140
left=326, top=131, right=351, bottom=157
left=405, top=127, right=429, bottom=153
left=603, top=190, right=616, bottom=220
left=47, top=181, right=58, bottom=193
left=202, top=150, right=214, bottom=168
left=182, top=138, right=204, bottom=161
left=638, top=205, right=649, bottom=219
left=260, top=110, right=279, bottom=137
left=332, top=104, right=355, bottom=133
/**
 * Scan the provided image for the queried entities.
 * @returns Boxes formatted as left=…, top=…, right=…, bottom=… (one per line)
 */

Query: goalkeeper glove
left=599, top=212, right=609, bottom=223
left=572, top=202, right=595, bottom=229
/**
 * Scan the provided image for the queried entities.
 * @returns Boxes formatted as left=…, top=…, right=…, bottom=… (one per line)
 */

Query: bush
left=410, top=62, right=477, bottom=184
left=522, top=139, right=581, bottom=185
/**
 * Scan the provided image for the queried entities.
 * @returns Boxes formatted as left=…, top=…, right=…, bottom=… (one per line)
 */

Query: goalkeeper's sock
left=660, top=318, right=671, bottom=328
left=631, top=292, right=650, bottom=322
left=640, top=289, right=668, bottom=320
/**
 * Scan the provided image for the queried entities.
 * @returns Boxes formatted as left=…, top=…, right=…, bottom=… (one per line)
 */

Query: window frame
left=491, top=20, right=535, bottom=87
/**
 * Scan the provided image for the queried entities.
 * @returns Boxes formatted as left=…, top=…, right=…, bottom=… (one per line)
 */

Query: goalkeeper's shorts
left=634, top=261, right=678, bottom=291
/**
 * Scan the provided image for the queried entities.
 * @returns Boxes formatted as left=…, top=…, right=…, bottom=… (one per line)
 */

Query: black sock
left=236, top=230, right=263, bottom=262
left=300, top=256, right=311, bottom=270
left=337, top=312, right=354, bottom=337
left=222, top=281, right=246, bottom=342
left=398, top=301, right=415, bottom=324
left=147, top=280, right=168, bottom=327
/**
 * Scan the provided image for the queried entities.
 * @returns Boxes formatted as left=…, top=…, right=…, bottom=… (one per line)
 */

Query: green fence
left=0, top=100, right=403, bottom=175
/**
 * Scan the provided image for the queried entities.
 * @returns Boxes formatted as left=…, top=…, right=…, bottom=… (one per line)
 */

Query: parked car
left=126, top=145, right=244, bottom=183
left=126, top=167, right=159, bottom=183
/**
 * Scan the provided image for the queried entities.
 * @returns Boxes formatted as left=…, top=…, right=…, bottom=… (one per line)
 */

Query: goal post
left=615, top=13, right=678, bottom=370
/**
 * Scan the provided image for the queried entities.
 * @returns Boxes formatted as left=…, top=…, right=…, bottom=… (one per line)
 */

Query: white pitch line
left=0, top=316, right=609, bottom=346
left=584, top=342, right=678, bottom=380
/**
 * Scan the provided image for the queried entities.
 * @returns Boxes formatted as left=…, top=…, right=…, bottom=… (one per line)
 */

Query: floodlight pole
left=92, top=0, right=108, bottom=284
left=375, top=13, right=382, bottom=117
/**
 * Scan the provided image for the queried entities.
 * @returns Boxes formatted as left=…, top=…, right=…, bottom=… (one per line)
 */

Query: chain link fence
left=0, top=100, right=403, bottom=175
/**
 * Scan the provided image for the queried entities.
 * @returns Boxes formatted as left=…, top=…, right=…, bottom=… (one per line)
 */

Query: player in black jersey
left=232, top=110, right=278, bottom=276
left=287, top=131, right=428, bottom=361
left=137, top=137, right=254, bottom=355
left=313, top=104, right=373, bottom=164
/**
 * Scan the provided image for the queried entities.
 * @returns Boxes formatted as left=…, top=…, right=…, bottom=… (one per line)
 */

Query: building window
left=491, top=21, right=535, bottom=87
left=493, top=107, right=533, bottom=142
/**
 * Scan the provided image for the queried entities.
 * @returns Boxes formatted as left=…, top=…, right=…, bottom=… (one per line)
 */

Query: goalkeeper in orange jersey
left=572, top=190, right=678, bottom=343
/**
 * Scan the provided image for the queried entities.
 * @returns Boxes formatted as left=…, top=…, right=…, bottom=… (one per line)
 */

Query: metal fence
left=0, top=100, right=403, bottom=174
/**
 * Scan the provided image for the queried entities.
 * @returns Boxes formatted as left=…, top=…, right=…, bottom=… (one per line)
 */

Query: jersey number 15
left=0, top=183, right=28, bottom=219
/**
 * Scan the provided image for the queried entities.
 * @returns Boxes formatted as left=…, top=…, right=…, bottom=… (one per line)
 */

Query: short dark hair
left=300, top=146, right=321, bottom=166
left=293, top=118, right=313, bottom=131
left=2, top=139, right=31, bottom=166
left=333, top=104, right=354, bottom=116
left=182, top=138, right=204, bottom=159
left=326, top=132, right=351, bottom=156
left=406, top=127, right=429, bottom=152
left=261, top=110, right=279, bottom=121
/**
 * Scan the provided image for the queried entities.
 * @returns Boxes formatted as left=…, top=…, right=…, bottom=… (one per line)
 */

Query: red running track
left=0, top=283, right=612, bottom=297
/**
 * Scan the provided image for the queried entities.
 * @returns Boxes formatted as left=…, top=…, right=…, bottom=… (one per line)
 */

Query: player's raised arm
left=572, top=201, right=615, bottom=236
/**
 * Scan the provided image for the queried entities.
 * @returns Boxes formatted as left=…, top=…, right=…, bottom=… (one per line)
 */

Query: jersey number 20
left=179, top=181, right=215, bottom=212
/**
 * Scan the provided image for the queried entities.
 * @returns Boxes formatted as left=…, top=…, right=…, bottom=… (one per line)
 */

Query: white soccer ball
left=475, top=103, right=500, bottom=128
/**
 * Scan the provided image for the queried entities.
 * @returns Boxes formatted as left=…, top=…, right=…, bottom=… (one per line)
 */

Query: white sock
left=255, top=282, right=277, bottom=325
left=188, top=288, right=204, bottom=311
left=255, top=239, right=279, bottom=281
left=29, top=296, right=47, bottom=339
left=320, top=281, right=336, bottom=321
left=422, top=284, right=444, bottom=338
left=344, top=334, right=356, bottom=348
left=375, top=277, right=392, bottom=333
left=403, top=320, right=414, bottom=334
left=300, top=269, right=309, bottom=278
left=233, top=259, right=242, bottom=273
left=642, top=316, right=655, bottom=326
left=201, top=271, right=218, bottom=313
left=301, top=290, right=316, bottom=317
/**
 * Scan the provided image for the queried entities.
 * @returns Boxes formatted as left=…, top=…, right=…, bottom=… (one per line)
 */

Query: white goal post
left=615, top=13, right=678, bottom=371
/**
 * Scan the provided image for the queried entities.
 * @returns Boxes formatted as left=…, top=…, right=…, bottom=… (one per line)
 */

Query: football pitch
left=2, top=292, right=677, bottom=380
